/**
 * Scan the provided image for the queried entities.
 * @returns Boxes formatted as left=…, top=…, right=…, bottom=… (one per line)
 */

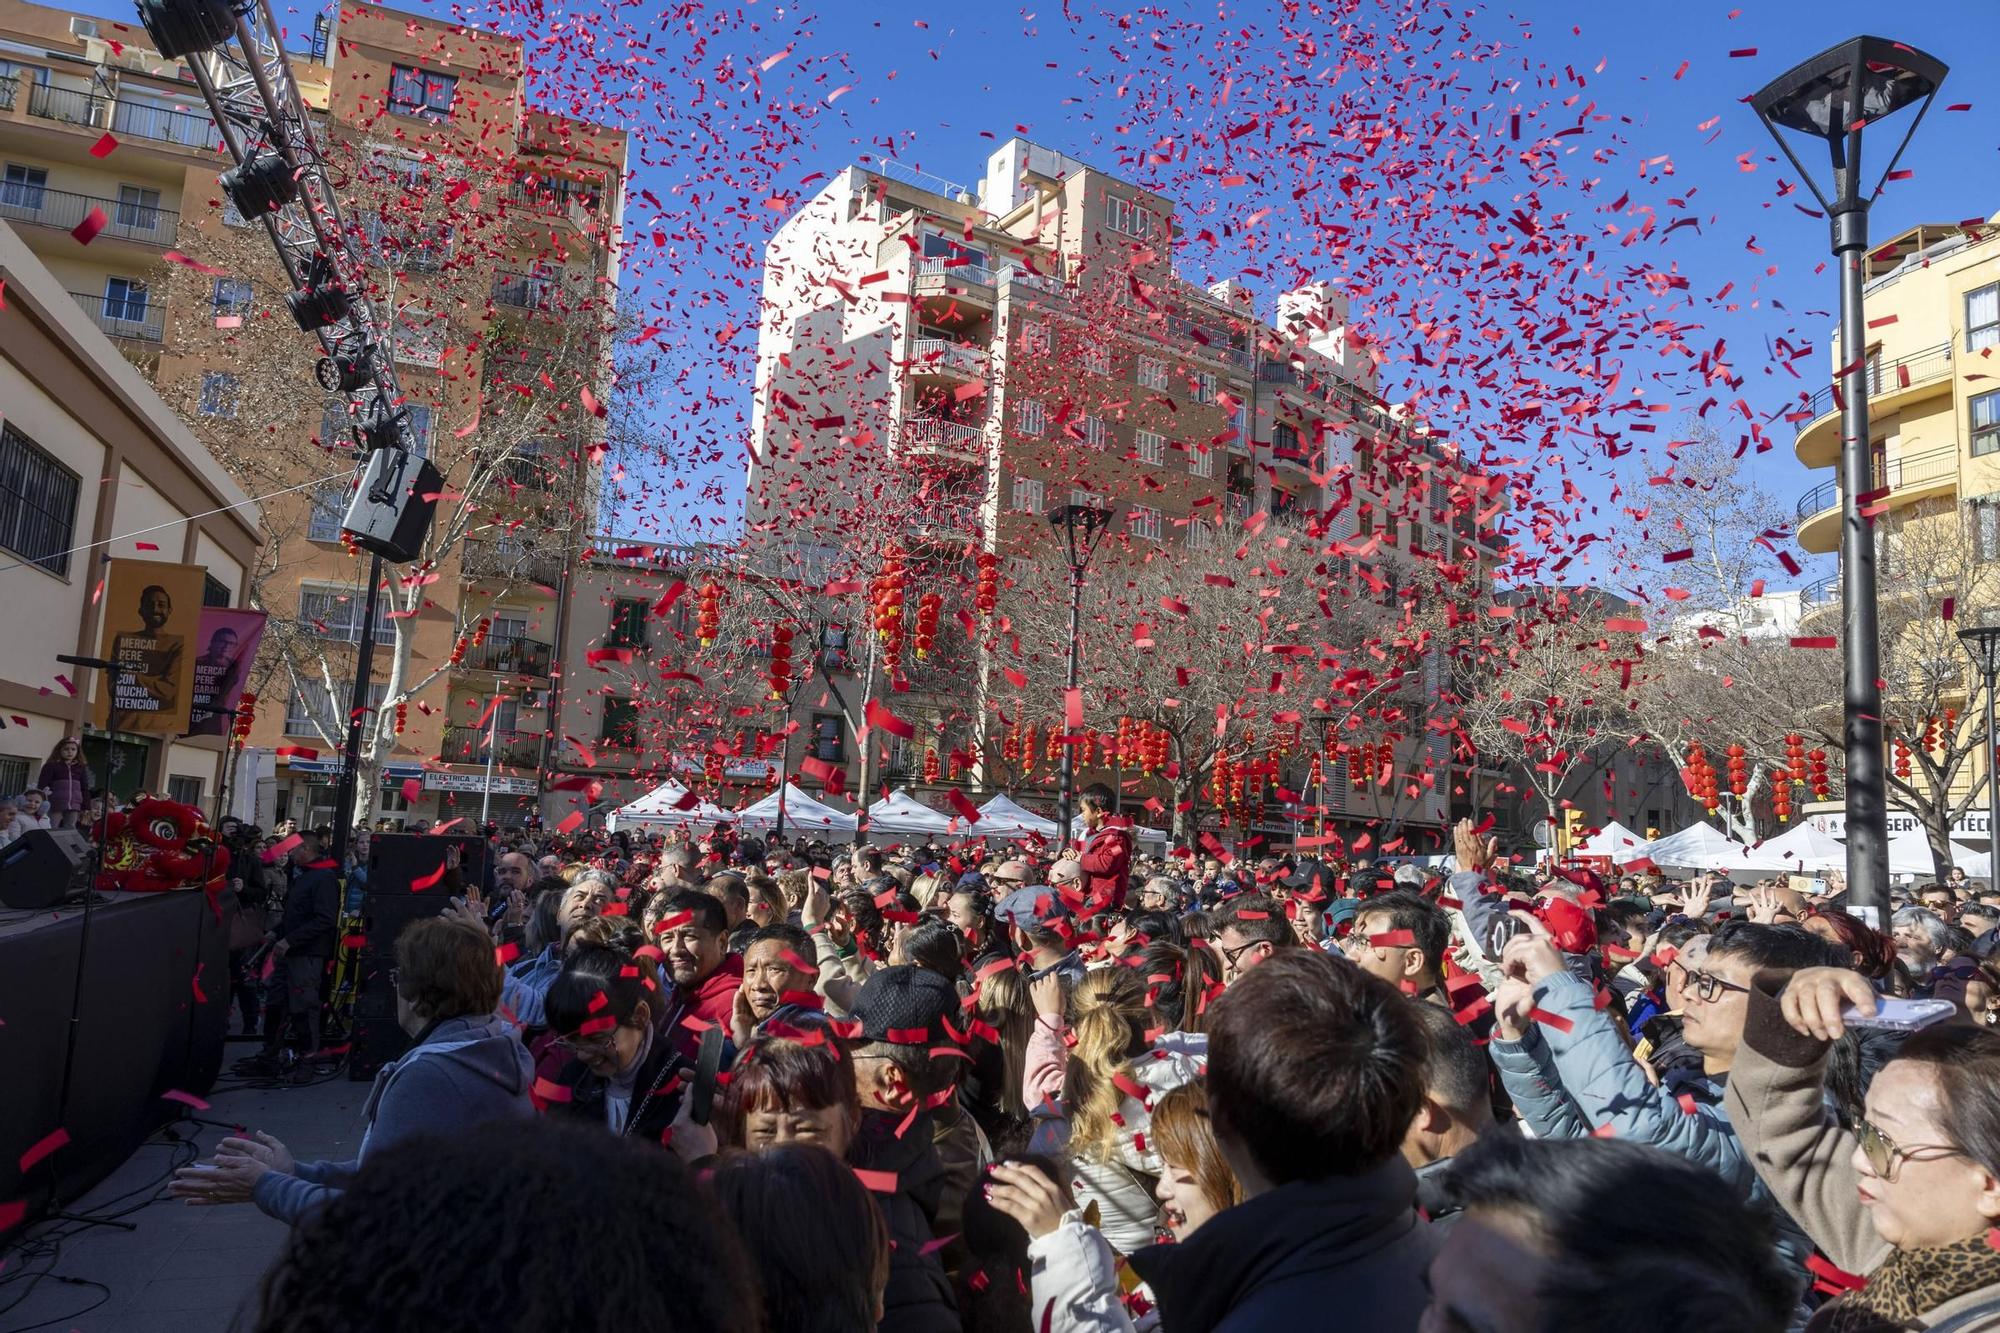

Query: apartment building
left=727, top=138, right=1506, bottom=842
left=0, top=0, right=625, bottom=829
left=0, top=217, right=259, bottom=804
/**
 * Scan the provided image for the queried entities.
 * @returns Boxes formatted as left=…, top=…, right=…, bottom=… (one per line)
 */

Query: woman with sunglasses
left=1730, top=968, right=2000, bottom=1332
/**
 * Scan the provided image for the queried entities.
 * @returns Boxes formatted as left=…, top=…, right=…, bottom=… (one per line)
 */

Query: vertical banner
left=93, top=559, right=206, bottom=735
left=186, top=607, right=268, bottom=736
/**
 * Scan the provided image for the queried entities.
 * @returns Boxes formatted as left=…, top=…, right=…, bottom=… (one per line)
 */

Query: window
left=1081, top=415, right=1108, bottom=450
left=394, top=307, right=447, bottom=367
left=1130, top=505, right=1162, bottom=541
left=203, top=574, right=231, bottom=608
left=166, top=775, right=202, bottom=806
left=1136, top=356, right=1169, bottom=391
left=1187, top=518, right=1214, bottom=550
left=1020, top=320, right=1050, bottom=356
left=211, top=277, right=254, bottom=317
left=1082, top=341, right=1112, bottom=376
left=1016, top=397, right=1046, bottom=438
left=197, top=371, right=239, bottom=418
left=1190, top=370, right=1218, bottom=405
left=0, top=756, right=29, bottom=799
left=1969, top=284, right=2000, bottom=353
left=812, top=713, right=846, bottom=763
left=1, top=163, right=47, bottom=210
left=286, top=680, right=386, bottom=736
left=115, top=184, right=161, bottom=232
left=1972, top=497, right=2000, bottom=563
left=606, top=598, right=649, bottom=650
left=599, top=696, right=641, bottom=748
left=1010, top=475, right=1045, bottom=513
left=1189, top=446, right=1215, bottom=479
left=1070, top=488, right=1104, bottom=509
left=298, top=583, right=394, bottom=643
left=1975, top=391, right=2000, bottom=459
left=104, top=276, right=148, bottom=322
left=388, top=64, right=457, bottom=121
left=1271, top=423, right=1300, bottom=457
left=1135, top=429, right=1166, bottom=466
left=0, top=422, right=81, bottom=577
left=1106, top=195, right=1155, bottom=239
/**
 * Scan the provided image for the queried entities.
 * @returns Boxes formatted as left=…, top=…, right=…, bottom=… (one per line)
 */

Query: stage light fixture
left=135, top=0, right=239, bottom=58
left=286, top=252, right=350, bottom=331
left=219, top=147, right=297, bottom=219
left=315, top=339, right=378, bottom=393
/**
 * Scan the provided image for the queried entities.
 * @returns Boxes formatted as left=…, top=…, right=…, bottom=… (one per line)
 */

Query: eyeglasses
left=1216, top=938, right=1264, bottom=973
left=1855, top=1114, right=1967, bottom=1181
left=555, top=1029, right=619, bottom=1055
left=1683, top=970, right=1750, bottom=1003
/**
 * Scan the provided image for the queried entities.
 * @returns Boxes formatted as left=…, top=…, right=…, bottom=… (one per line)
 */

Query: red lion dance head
left=96, top=797, right=228, bottom=895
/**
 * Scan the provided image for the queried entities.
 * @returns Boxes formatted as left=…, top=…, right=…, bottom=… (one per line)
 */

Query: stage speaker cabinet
left=0, top=827, right=94, bottom=909
left=348, top=832, right=488, bottom=1080
left=340, top=446, right=444, bottom=564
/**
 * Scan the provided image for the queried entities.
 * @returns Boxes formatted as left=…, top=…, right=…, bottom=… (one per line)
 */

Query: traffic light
left=1560, top=807, right=1585, bottom=856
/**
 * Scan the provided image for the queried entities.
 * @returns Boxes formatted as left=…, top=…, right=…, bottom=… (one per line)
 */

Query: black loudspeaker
left=0, top=828, right=94, bottom=909
left=348, top=833, right=488, bottom=1080
left=340, top=447, right=443, bottom=563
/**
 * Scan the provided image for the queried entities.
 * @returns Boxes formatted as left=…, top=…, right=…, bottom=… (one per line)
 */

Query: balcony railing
left=456, top=637, right=554, bottom=676
left=1792, top=342, right=1954, bottom=436
left=70, top=290, right=165, bottom=342
left=461, top=538, right=566, bottom=588
left=25, top=81, right=215, bottom=149
left=916, top=256, right=995, bottom=287
left=1795, top=443, right=1961, bottom=520
left=505, top=182, right=600, bottom=231
left=0, top=75, right=18, bottom=112
left=911, top=337, right=988, bottom=379
left=903, top=416, right=985, bottom=457
left=0, top=184, right=180, bottom=246
left=439, top=726, right=544, bottom=768
left=1804, top=574, right=1841, bottom=606
left=491, top=271, right=577, bottom=311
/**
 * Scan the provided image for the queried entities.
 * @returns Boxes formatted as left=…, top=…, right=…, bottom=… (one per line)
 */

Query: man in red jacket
left=1069, top=782, right=1133, bottom=915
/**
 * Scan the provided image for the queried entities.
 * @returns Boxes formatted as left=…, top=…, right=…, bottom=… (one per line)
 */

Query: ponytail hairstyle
left=971, top=958, right=1035, bottom=1119
left=1064, top=965, right=1154, bottom=1163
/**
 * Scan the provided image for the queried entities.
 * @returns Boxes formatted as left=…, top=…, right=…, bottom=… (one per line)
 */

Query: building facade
left=0, top=0, right=625, bottom=829
left=0, top=217, right=260, bottom=804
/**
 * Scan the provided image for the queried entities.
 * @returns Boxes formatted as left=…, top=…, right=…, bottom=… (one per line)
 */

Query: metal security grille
left=0, top=422, right=82, bottom=576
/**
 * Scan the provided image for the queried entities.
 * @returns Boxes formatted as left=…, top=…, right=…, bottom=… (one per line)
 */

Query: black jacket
left=545, top=1007, right=690, bottom=1146
left=1128, top=1158, right=1435, bottom=1333
left=278, top=859, right=340, bottom=957
left=848, top=1107, right=959, bottom=1333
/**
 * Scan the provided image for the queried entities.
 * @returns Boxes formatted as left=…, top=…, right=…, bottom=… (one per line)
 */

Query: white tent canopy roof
left=1736, top=822, right=1849, bottom=873
left=1634, top=821, right=1753, bottom=870
left=975, top=794, right=1062, bottom=838
left=605, top=781, right=735, bottom=832
left=863, top=789, right=956, bottom=837
left=732, top=783, right=857, bottom=833
left=1576, top=819, right=1647, bottom=860
left=1883, top=827, right=1990, bottom=877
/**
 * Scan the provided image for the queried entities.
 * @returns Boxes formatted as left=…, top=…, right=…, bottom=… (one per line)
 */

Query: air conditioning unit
left=70, top=16, right=98, bottom=37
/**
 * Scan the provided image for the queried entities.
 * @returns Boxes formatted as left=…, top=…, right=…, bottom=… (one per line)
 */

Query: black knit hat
left=849, top=965, right=957, bottom=1045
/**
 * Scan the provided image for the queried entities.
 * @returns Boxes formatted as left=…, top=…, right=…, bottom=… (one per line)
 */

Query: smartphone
left=1842, top=997, right=1955, bottom=1031
left=688, top=1025, right=726, bottom=1126
left=1485, top=915, right=1528, bottom=957
left=1807, top=877, right=1827, bottom=896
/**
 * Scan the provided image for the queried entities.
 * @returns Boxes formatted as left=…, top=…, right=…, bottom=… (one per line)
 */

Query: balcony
left=0, top=184, right=179, bottom=247
left=490, top=271, right=579, bottom=313
left=1793, top=342, right=1955, bottom=466
left=456, top=636, right=554, bottom=676
left=913, top=255, right=995, bottom=307
left=1795, top=443, right=1960, bottom=554
left=24, top=80, right=216, bottom=151
left=439, top=726, right=544, bottom=768
left=70, top=290, right=165, bottom=343
left=910, top=336, right=988, bottom=381
left=902, top=415, right=985, bottom=462
left=460, top=538, right=566, bottom=588
left=505, top=182, right=601, bottom=231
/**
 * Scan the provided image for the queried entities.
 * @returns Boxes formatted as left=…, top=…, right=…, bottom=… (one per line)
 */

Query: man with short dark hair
left=256, top=830, right=340, bottom=1066
left=1130, top=950, right=1434, bottom=1330
left=732, top=922, right=823, bottom=1044
left=1211, top=893, right=1292, bottom=987
left=1347, top=889, right=1453, bottom=1004
left=701, top=871, right=755, bottom=952
left=1400, top=1001, right=1506, bottom=1231
left=654, top=889, right=742, bottom=1058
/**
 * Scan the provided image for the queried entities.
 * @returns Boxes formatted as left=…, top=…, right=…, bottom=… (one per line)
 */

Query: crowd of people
left=159, top=781, right=2000, bottom=1333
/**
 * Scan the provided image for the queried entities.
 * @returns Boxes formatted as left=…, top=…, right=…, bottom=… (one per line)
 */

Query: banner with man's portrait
left=186, top=606, right=267, bottom=736
left=93, top=560, right=206, bottom=736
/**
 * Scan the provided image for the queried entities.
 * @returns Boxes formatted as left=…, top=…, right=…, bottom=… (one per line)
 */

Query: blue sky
left=77, top=0, right=1998, bottom=567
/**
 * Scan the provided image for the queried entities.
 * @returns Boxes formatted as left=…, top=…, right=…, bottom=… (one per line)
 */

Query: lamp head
left=1044, top=501, right=1118, bottom=571
left=1749, top=36, right=1946, bottom=223
left=1957, top=624, right=2000, bottom=681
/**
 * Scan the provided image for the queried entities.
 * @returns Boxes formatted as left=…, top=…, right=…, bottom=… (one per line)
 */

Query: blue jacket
left=1489, top=971, right=1812, bottom=1275
left=252, top=1012, right=533, bottom=1223
left=501, top=943, right=563, bottom=1028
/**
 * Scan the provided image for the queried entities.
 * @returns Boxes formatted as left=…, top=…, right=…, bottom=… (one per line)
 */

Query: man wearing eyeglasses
left=1487, top=918, right=1837, bottom=1279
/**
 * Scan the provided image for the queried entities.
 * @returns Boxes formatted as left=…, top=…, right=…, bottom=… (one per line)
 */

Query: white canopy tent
left=1636, top=821, right=1753, bottom=870
left=1884, top=827, right=1990, bottom=878
left=974, top=794, right=1062, bottom=839
left=1064, top=815, right=1173, bottom=852
left=862, top=789, right=956, bottom=839
left=605, top=781, right=735, bottom=833
left=1575, top=820, right=1647, bottom=861
left=731, top=783, right=858, bottom=834
left=1735, top=822, right=1849, bottom=874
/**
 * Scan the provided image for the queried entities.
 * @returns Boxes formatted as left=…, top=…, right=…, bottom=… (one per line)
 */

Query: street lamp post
left=1751, top=36, right=1946, bottom=918
left=1045, top=501, right=1117, bottom=846
left=1957, top=626, right=2000, bottom=871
